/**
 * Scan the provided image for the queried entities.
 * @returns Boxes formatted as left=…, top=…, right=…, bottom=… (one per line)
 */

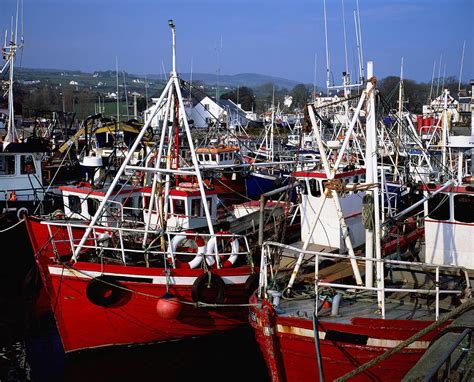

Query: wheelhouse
left=423, top=183, right=474, bottom=268
left=294, top=168, right=366, bottom=251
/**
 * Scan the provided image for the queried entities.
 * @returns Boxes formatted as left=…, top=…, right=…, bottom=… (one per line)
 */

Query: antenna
left=353, top=10, right=362, bottom=83
left=342, top=0, right=349, bottom=77
left=116, top=56, right=120, bottom=123
left=441, top=63, right=446, bottom=91
left=21, top=0, right=24, bottom=43
left=313, top=53, right=318, bottom=101
left=429, top=60, right=436, bottom=102
left=323, top=0, right=330, bottom=94
left=458, top=40, right=466, bottom=92
left=356, top=0, right=364, bottom=80
left=123, top=71, right=130, bottom=119
left=14, top=0, right=19, bottom=44
left=161, top=60, right=167, bottom=82
left=145, top=73, right=149, bottom=110
left=190, top=56, right=193, bottom=101
left=436, top=54, right=442, bottom=97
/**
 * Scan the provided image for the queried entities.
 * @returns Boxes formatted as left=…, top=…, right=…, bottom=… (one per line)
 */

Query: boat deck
left=277, top=294, right=438, bottom=323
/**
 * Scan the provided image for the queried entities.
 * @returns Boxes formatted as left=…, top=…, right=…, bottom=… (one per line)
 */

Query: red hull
left=249, top=297, right=441, bottom=382
left=26, top=218, right=255, bottom=352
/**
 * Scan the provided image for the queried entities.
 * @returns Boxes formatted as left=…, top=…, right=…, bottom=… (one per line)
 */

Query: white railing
left=42, top=220, right=251, bottom=269
left=259, top=241, right=467, bottom=321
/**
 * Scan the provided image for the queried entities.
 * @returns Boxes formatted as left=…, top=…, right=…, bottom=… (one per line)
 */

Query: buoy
left=156, top=293, right=182, bottom=320
left=10, top=191, right=17, bottom=202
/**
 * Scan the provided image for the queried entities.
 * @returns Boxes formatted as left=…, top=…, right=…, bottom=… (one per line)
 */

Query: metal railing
left=259, top=241, right=468, bottom=320
left=42, top=220, right=251, bottom=269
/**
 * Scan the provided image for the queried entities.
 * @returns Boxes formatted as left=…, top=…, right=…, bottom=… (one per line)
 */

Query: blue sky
left=1, top=0, right=473, bottom=85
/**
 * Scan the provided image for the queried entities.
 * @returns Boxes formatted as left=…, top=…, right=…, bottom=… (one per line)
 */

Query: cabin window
left=20, top=155, right=36, bottom=174
left=360, top=174, right=366, bottom=183
left=68, top=195, right=82, bottom=214
left=205, top=154, right=211, bottom=162
left=309, top=179, right=321, bottom=197
left=123, top=197, right=134, bottom=209
left=427, top=193, right=450, bottom=221
left=173, top=199, right=186, bottom=215
left=219, top=154, right=224, bottom=161
left=0, top=155, right=15, bottom=175
left=322, top=180, right=329, bottom=192
left=191, top=199, right=201, bottom=217
left=206, top=197, right=213, bottom=213
left=298, top=180, right=307, bottom=195
left=453, top=194, right=474, bottom=223
left=87, top=198, right=100, bottom=216
left=354, top=175, right=359, bottom=183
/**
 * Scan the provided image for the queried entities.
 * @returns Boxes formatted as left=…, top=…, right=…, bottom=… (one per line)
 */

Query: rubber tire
left=191, top=273, right=226, bottom=304
left=86, top=276, right=131, bottom=308
left=244, top=273, right=259, bottom=297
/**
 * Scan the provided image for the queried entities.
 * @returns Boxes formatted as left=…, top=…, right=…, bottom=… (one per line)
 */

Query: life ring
left=205, top=231, right=240, bottom=268
left=86, top=276, right=131, bottom=308
left=191, top=273, right=226, bottom=304
left=167, top=231, right=207, bottom=269
left=17, top=207, right=29, bottom=221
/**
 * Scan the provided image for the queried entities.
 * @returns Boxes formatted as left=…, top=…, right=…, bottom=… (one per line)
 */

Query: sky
left=1, top=0, right=473, bottom=86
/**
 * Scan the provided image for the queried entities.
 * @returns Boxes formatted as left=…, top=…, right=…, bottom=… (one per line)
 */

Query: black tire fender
left=86, top=276, right=131, bottom=308
left=244, top=273, right=260, bottom=297
left=191, top=273, right=226, bottom=304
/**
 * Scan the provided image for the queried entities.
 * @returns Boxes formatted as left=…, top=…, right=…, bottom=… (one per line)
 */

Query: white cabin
left=142, top=183, right=219, bottom=232
left=0, top=149, right=45, bottom=203
left=295, top=168, right=366, bottom=251
left=423, top=183, right=474, bottom=269
left=60, top=184, right=142, bottom=226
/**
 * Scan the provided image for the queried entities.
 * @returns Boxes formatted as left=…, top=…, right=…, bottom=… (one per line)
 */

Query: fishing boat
left=23, top=21, right=263, bottom=353
left=249, top=63, right=473, bottom=381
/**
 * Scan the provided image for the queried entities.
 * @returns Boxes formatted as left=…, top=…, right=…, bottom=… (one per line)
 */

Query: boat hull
left=249, top=297, right=440, bottom=382
left=25, top=218, right=256, bottom=352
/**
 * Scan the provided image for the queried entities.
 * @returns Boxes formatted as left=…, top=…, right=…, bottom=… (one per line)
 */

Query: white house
left=143, top=91, right=250, bottom=130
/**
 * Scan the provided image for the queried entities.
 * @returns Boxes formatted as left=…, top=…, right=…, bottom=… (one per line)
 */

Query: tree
left=291, top=84, right=310, bottom=109
left=221, top=86, right=255, bottom=111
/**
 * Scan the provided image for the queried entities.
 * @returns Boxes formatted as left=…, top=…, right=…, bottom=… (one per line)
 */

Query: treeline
left=377, top=76, right=468, bottom=113
left=221, top=83, right=311, bottom=113
left=5, top=75, right=469, bottom=120
left=221, top=76, right=469, bottom=115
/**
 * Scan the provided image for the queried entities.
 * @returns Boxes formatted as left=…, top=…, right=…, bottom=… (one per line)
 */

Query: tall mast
left=323, top=0, right=330, bottom=94
left=2, top=0, right=23, bottom=146
left=356, top=0, right=364, bottom=81
left=74, top=20, right=217, bottom=262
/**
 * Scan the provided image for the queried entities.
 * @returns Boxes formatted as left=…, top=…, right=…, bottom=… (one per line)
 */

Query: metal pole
left=72, top=79, right=173, bottom=261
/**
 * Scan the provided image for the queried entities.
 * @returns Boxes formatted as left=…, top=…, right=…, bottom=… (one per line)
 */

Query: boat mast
left=323, top=0, right=330, bottom=94
left=1, top=1, right=23, bottom=146
left=365, top=62, right=383, bottom=310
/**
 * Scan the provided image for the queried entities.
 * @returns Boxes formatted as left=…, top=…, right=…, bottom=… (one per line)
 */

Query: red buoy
left=156, top=293, right=182, bottom=320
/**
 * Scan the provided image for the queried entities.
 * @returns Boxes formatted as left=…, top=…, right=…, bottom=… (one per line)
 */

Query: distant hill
left=16, top=67, right=302, bottom=90
left=165, top=73, right=301, bottom=90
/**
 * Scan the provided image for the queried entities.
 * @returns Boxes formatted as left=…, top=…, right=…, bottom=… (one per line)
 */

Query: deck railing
left=42, top=220, right=250, bottom=269
left=259, top=241, right=468, bottom=320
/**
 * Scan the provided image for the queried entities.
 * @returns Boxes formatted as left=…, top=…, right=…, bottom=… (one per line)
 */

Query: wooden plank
left=302, top=261, right=365, bottom=283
